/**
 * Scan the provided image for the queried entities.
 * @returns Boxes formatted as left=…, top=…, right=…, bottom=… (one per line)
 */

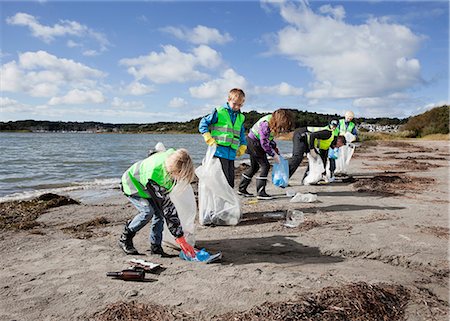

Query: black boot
left=238, top=174, right=254, bottom=197
left=150, top=244, right=169, bottom=257
left=118, top=222, right=138, bottom=255
left=256, top=178, right=272, bottom=200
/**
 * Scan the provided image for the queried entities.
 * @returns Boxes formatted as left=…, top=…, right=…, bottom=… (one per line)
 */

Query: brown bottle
left=106, top=269, right=145, bottom=281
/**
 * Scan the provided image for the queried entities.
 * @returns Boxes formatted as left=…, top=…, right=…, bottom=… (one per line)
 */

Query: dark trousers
left=243, top=136, right=270, bottom=179
left=218, top=157, right=235, bottom=188
left=329, top=158, right=336, bottom=176
left=288, top=128, right=308, bottom=177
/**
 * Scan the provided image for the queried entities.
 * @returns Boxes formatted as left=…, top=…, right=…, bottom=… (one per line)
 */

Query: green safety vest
left=251, top=114, right=274, bottom=140
left=210, top=106, right=245, bottom=150
left=121, top=149, right=176, bottom=198
left=307, top=126, right=335, bottom=150
left=333, top=119, right=355, bottom=136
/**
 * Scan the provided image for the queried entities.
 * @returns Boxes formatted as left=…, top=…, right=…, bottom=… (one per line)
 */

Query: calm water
left=0, top=132, right=293, bottom=201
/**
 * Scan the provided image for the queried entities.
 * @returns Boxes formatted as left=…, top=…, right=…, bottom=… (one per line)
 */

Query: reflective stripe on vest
left=210, top=106, right=245, bottom=150
left=121, top=149, right=176, bottom=198
left=250, top=114, right=274, bottom=140
left=333, top=119, right=356, bottom=136
left=307, top=126, right=334, bottom=150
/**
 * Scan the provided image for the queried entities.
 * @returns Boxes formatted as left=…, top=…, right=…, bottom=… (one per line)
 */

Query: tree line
left=1, top=106, right=447, bottom=136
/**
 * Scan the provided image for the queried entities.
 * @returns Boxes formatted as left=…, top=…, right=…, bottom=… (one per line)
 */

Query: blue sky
left=1, top=0, right=448, bottom=123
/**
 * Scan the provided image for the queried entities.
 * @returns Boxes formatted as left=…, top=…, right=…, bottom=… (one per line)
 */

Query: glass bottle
left=106, top=269, right=145, bottom=281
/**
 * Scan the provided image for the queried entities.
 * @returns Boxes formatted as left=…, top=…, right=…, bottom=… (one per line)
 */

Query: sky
left=1, top=0, right=448, bottom=123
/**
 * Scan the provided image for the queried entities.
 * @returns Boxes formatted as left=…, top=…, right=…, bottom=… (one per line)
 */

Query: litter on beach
left=290, top=192, right=318, bottom=203
left=128, top=259, right=161, bottom=272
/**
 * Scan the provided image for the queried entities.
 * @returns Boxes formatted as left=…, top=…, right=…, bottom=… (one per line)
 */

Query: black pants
left=288, top=128, right=308, bottom=177
left=218, top=157, right=235, bottom=188
left=243, top=136, right=270, bottom=179
left=329, top=158, right=336, bottom=176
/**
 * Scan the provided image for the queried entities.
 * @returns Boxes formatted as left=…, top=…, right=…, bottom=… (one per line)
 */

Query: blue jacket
left=199, top=103, right=247, bottom=160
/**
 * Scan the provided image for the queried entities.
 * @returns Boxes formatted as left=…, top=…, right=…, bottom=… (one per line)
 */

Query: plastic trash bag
left=335, top=133, right=356, bottom=175
left=328, top=147, right=339, bottom=160
left=290, top=192, right=317, bottom=203
left=272, top=155, right=289, bottom=188
left=162, top=182, right=196, bottom=249
left=195, top=146, right=241, bottom=226
left=303, top=153, right=325, bottom=185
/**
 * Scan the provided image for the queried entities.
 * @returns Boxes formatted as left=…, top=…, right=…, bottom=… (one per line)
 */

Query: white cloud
left=160, top=25, right=232, bottom=45
left=111, top=97, right=145, bottom=109
left=48, top=89, right=105, bottom=105
left=189, top=68, right=247, bottom=101
left=352, top=92, right=418, bottom=117
left=417, top=101, right=449, bottom=113
left=0, top=97, right=35, bottom=114
left=168, top=97, right=187, bottom=108
left=124, top=82, right=156, bottom=96
left=319, top=4, right=345, bottom=20
left=254, top=82, right=303, bottom=96
left=1, top=50, right=105, bottom=98
left=119, top=45, right=222, bottom=84
left=6, top=12, right=110, bottom=52
left=268, top=1, right=423, bottom=100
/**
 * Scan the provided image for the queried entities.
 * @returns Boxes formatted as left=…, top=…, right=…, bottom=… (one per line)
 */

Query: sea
left=0, top=132, right=293, bottom=203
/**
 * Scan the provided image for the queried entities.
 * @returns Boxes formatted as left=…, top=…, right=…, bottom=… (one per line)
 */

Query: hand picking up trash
left=179, top=248, right=223, bottom=264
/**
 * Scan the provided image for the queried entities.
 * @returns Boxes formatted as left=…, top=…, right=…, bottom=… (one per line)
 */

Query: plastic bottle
left=106, top=269, right=145, bottom=281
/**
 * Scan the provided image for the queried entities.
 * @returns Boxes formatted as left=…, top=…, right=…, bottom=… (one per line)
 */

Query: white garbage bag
left=335, top=132, right=356, bottom=175
left=195, top=146, right=241, bottom=226
left=162, top=182, right=197, bottom=249
left=303, top=153, right=325, bottom=185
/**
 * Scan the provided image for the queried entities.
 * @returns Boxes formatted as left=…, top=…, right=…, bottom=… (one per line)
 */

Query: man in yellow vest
left=199, top=88, right=247, bottom=188
left=288, top=120, right=346, bottom=178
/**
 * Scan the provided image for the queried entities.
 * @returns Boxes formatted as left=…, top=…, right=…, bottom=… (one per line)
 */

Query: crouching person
left=119, top=148, right=196, bottom=258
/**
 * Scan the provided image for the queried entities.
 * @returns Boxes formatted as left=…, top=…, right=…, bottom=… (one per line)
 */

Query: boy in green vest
left=119, top=148, right=196, bottom=258
left=199, top=88, right=247, bottom=188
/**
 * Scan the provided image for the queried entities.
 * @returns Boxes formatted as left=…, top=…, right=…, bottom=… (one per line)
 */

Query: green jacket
left=210, top=106, right=245, bottom=150
left=121, top=149, right=176, bottom=198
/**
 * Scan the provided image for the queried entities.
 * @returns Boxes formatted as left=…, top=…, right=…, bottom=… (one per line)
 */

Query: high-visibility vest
left=210, top=106, right=245, bottom=150
left=307, top=126, right=335, bottom=150
left=121, top=149, right=176, bottom=198
left=333, top=119, right=355, bottom=136
left=250, top=114, right=274, bottom=140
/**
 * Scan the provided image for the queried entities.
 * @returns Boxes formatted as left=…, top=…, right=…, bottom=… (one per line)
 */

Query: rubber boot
left=118, top=222, right=138, bottom=255
left=238, top=175, right=254, bottom=197
left=256, top=178, right=272, bottom=200
left=150, top=244, right=169, bottom=257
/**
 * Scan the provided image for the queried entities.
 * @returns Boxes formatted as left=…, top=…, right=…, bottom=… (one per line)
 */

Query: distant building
left=358, top=123, right=400, bottom=133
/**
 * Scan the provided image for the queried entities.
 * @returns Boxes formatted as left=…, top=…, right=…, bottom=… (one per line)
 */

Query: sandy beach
left=0, top=140, right=448, bottom=320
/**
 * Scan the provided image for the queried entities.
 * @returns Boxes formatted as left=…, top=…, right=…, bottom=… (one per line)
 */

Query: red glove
left=175, top=236, right=196, bottom=258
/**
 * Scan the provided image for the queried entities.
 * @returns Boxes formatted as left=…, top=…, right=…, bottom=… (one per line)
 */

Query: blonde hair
left=269, top=109, right=294, bottom=135
left=165, top=149, right=195, bottom=184
left=228, top=88, right=245, bottom=103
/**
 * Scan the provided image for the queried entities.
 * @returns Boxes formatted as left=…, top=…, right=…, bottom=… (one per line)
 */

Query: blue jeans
left=127, top=196, right=164, bottom=246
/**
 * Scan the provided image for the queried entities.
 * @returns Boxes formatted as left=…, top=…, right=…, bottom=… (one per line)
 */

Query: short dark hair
left=337, top=135, right=347, bottom=145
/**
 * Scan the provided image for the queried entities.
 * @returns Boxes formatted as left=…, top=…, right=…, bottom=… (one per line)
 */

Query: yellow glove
left=203, top=132, right=216, bottom=146
left=236, top=145, right=247, bottom=157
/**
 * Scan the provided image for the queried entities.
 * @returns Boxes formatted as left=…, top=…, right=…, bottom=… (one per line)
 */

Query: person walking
left=118, top=148, right=197, bottom=258
left=238, top=109, right=294, bottom=200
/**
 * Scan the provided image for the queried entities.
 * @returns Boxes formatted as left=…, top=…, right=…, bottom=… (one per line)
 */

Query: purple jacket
left=248, top=120, right=278, bottom=156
